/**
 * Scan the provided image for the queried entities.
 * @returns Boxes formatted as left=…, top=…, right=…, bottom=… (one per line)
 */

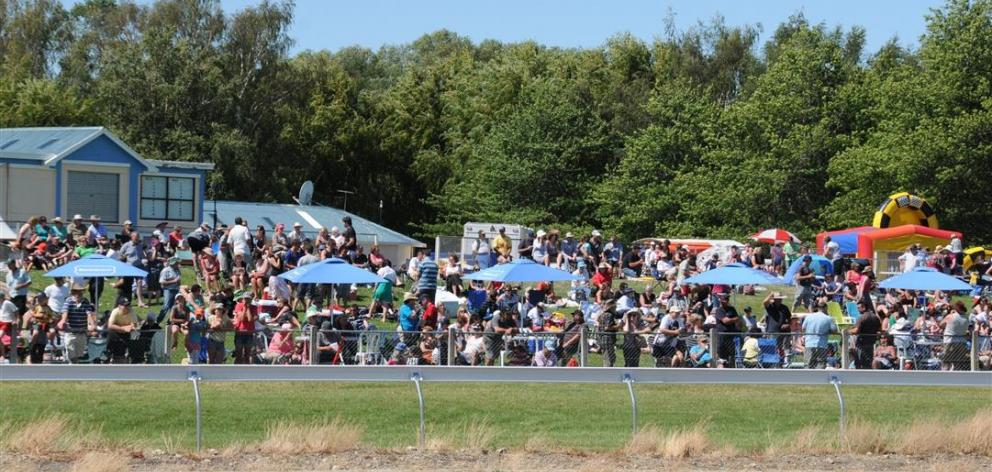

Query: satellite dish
left=298, top=181, right=314, bottom=206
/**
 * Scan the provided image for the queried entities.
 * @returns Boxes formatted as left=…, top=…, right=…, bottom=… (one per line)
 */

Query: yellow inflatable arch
left=872, top=192, right=938, bottom=229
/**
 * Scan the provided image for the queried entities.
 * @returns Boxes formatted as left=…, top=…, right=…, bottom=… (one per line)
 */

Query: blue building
left=0, top=127, right=213, bottom=231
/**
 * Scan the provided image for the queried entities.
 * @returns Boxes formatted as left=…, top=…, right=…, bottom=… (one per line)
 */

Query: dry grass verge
left=425, top=417, right=497, bottom=452
left=0, top=416, right=114, bottom=456
left=69, top=452, right=130, bottom=472
left=624, top=422, right=711, bottom=458
left=258, top=417, right=364, bottom=454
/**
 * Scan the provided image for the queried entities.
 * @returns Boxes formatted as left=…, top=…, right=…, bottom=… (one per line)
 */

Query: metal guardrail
left=2, top=365, right=988, bottom=451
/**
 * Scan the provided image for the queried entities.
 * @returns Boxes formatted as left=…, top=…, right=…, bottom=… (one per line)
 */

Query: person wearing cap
left=184, top=307, right=209, bottom=364
left=491, top=227, right=512, bottom=260
left=531, top=336, right=558, bottom=367
left=517, top=229, right=534, bottom=261
left=107, top=297, right=139, bottom=363
left=591, top=261, right=613, bottom=292
left=5, top=258, right=32, bottom=318
left=620, top=309, right=651, bottom=367
left=532, top=230, right=548, bottom=265
left=559, top=231, right=578, bottom=272
left=262, top=323, right=297, bottom=363
left=84, top=215, right=106, bottom=246
left=338, top=216, right=357, bottom=258
left=742, top=306, right=759, bottom=331
left=398, top=292, right=420, bottom=334
left=287, top=222, right=305, bottom=247
left=58, top=283, right=96, bottom=363
left=597, top=299, right=620, bottom=367
left=763, top=291, right=792, bottom=354
left=66, top=215, right=86, bottom=243
left=206, top=303, right=232, bottom=364
left=116, top=220, right=134, bottom=245
left=48, top=216, right=67, bottom=240
left=198, top=247, right=221, bottom=295
left=157, top=257, right=183, bottom=323
left=709, top=293, right=740, bottom=366
left=468, top=229, right=490, bottom=271
left=652, top=305, right=685, bottom=367
left=21, top=292, right=54, bottom=363
left=484, top=308, right=519, bottom=366
left=793, top=255, right=815, bottom=311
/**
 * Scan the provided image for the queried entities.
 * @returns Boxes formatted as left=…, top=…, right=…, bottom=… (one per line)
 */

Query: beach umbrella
left=45, top=254, right=148, bottom=278
left=751, top=228, right=801, bottom=244
left=45, top=254, right=149, bottom=311
left=278, top=257, right=385, bottom=284
left=783, top=255, right=834, bottom=284
left=878, top=267, right=972, bottom=292
left=463, top=258, right=580, bottom=282
left=684, top=263, right=784, bottom=286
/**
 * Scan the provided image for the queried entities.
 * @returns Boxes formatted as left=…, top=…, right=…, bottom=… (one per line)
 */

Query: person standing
left=106, top=297, right=138, bottom=364
left=763, top=292, right=792, bottom=352
left=119, top=231, right=147, bottom=307
left=823, top=236, right=843, bottom=276
left=85, top=215, right=107, bottom=246
left=793, top=256, right=815, bottom=311
left=472, top=230, right=492, bottom=270
left=59, top=283, right=96, bottom=363
left=226, top=217, right=252, bottom=268
left=416, top=255, right=439, bottom=303
left=44, top=277, right=69, bottom=317
left=940, top=302, right=970, bottom=371
left=158, top=257, right=182, bottom=323
left=621, top=309, right=651, bottom=367
left=341, top=216, right=358, bottom=260
left=712, top=293, right=741, bottom=366
left=849, top=307, right=882, bottom=369
left=801, top=301, right=839, bottom=369
left=5, top=258, right=31, bottom=318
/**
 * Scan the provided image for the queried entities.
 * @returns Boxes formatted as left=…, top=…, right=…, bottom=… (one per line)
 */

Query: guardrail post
left=447, top=326, right=456, bottom=366
left=622, top=373, right=637, bottom=434
left=841, top=330, right=850, bottom=370
left=165, top=325, right=172, bottom=363
left=309, top=325, right=318, bottom=366
left=709, top=329, right=719, bottom=369
left=410, top=372, right=426, bottom=449
left=188, top=370, right=203, bottom=451
left=579, top=327, right=588, bottom=367
left=971, top=331, right=979, bottom=372
left=829, top=376, right=845, bottom=443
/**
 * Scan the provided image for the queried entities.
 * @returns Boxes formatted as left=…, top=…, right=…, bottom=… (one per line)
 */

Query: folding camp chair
left=733, top=337, right=744, bottom=368
left=845, top=301, right=862, bottom=323
left=756, top=338, right=781, bottom=368
left=827, top=301, right=852, bottom=327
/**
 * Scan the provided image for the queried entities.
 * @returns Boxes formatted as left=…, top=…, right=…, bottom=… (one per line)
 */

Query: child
left=742, top=329, right=761, bottom=367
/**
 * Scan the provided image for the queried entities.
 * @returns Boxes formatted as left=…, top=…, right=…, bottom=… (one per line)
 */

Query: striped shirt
left=63, top=297, right=94, bottom=333
left=417, top=259, right=438, bottom=291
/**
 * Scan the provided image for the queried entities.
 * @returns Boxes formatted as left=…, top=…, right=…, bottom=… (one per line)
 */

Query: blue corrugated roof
left=0, top=126, right=161, bottom=170
left=204, top=200, right=425, bottom=247
left=0, top=127, right=104, bottom=161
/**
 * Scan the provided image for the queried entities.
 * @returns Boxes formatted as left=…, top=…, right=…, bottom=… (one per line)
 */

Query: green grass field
left=0, top=382, right=986, bottom=451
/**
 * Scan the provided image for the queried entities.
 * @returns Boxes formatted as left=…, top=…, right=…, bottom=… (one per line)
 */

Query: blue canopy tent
left=684, top=263, right=784, bottom=286
left=463, top=258, right=581, bottom=282
left=878, top=267, right=973, bottom=291
left=278, top=257, right=386, bottom=284
left=783, top=255, right=834, bottom=284
left=45, top=254, right=149, bottom=310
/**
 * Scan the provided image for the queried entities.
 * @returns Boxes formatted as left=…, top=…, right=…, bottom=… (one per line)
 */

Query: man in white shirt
left=472, top=230, right=492, bottom=270
left=45, top=277, right=70, bottom=314
left=823, top=236, right=842, bottom=276
left=898, top=246, right=919, bottom=273
left=377, top=263, right=398, bottom=285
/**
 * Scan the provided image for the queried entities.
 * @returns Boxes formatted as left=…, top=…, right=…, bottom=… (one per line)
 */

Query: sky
left=64, top=0, right=945, bottom=55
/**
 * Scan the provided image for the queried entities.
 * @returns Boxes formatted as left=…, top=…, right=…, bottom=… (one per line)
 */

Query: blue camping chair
left=733, top=337, right=744, bottom=368
left=845, top=301, right=862, bottom=322
left=757, top=338, right=781, bottom=368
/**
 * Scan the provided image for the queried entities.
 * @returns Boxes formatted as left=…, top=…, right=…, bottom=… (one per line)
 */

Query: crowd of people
left=1, top=217, right=989, bottom=370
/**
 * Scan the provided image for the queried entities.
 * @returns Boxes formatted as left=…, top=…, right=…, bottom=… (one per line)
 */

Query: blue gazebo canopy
left=878, top=267, right=972, bottom=291
left=684, top=263, right=783, bottom=286
left=278, top=257, right=386, bottom=284
left=45, top=254, right=148, bottom=278
left=463, top=258, right=580, bottom=283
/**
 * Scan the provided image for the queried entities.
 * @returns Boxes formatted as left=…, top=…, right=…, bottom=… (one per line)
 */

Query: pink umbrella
left=751, top=228, right=801, bottom=244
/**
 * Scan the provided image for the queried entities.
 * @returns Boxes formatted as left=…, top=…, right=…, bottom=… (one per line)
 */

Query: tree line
left=2, top=0, right=990, bottom=244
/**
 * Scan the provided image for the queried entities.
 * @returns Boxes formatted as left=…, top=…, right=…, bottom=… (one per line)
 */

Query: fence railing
left=5, top=324, right=989, bottom=372
left=1, top=364, right=988, bottom=452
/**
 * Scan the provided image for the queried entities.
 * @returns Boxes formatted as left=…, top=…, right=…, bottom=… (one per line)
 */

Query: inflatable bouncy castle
left=816, top=192, right=963, bottom=278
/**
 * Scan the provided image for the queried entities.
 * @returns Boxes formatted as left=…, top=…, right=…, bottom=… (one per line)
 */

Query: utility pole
left=378, top=199, right=383, bottom=222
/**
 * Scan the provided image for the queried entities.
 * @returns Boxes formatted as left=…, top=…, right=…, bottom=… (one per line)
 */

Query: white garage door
left=67, top=171, right=120, bottom=222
